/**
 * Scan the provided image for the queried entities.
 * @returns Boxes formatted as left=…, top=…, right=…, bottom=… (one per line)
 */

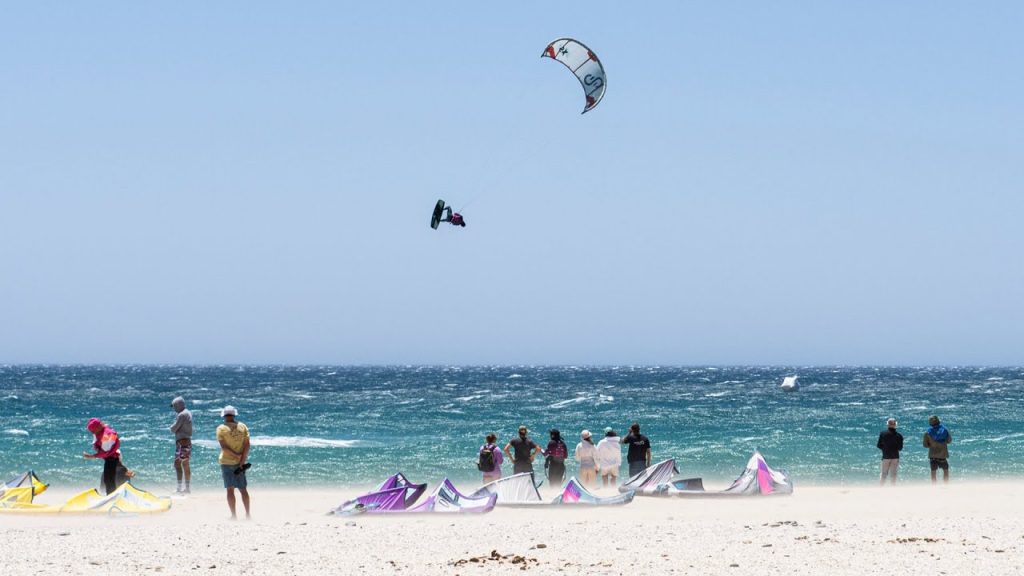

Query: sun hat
left=86, top=418, right=103, bottom=432
left=581, top=429, right=592, bottom=439
left=221, top=405, right=238, bottom=417
left=604, top=427, right=614, bottom=434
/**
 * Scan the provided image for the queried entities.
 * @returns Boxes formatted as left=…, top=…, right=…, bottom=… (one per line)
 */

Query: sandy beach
left=2, top=481, right=1021, bottom=575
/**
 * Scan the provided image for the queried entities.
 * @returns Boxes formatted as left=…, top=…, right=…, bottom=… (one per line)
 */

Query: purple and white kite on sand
left=620, top=451, right=793, bottom=497
left=551, top=477, right=634, bottom=506
left=470, top=471, right=634, bottom=506
left=331, top=473, right=427, bottom=514
left=331, top=474, right=496, bottom=515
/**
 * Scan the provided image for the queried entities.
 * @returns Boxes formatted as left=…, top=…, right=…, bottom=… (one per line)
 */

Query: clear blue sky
left=2, top=2, right=1022, bottom=365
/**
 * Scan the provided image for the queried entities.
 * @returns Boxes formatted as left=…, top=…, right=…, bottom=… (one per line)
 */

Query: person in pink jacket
left=83, top=418, right=122, bottom=494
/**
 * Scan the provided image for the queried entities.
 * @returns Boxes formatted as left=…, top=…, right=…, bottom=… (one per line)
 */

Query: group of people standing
left=477, top=423, right=653, bottom=488
left=875, top=415, right=953, bottom=485
left=83, top=397, right=254, bottom=520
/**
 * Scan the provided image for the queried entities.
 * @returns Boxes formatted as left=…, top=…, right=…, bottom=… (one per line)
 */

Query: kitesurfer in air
left=443, top=207, right=466, bottom=227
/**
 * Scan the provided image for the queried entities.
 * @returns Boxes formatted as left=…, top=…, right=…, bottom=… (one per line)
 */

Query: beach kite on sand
left=470, top=471, right=634, bottom=506
left=331, top=473, right=496, bottom=515
left=542, top=38, right=607, bottom=114
left=620, top=451, right=793, bottom=497
left=1, top=470, right=48, bottom=504
left=0, top=473, right=171, bottom=514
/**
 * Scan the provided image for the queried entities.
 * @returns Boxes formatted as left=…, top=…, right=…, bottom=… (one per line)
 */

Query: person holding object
left=216, top=405, right=251, bottom=519
left=83, top=418, right=123, bottom=495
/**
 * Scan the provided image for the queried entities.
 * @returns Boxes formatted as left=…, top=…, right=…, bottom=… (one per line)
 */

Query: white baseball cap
left=221, top=405, right=238, bottom=417
left=581, top=429, right=592, bottom=439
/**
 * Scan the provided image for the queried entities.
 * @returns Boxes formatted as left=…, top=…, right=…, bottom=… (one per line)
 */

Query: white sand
left=2, top=481, right=1022, bottom=575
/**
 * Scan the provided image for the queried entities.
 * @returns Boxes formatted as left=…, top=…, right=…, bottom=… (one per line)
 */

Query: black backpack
left=477, top=446, right=496, bottom=472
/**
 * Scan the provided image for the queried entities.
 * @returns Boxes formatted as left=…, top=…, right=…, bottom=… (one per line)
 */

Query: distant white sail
left=780, top=375, right=800, bottom=391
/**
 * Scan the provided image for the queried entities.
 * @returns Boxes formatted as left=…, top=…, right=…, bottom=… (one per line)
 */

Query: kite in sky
left=542, top=38, right=607, bottom=114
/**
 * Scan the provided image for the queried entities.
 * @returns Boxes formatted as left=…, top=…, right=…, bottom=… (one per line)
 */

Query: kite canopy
left=331, top=472, right=427, bottom=515
left=472, top=472, right=634, bottom=506
left=470, top=472, right=544, bottom=505
left=409, top=478, right=496, bottom=513
left=618, top=459, right=679, bottom=495
left=0, top=481, right=171, bottom=514
left=621, top=453, right=793, bottom=498
left=552, top=477, right=634, bottom=506
left=3, top=471, right=48, bottom=496
left=332, top=474, right=495, bottom=515
left=542, top=38, right=606, bottom=114
left=59, top=483, right=172, bottom=513
left=715, top=451, right=793, bottom=496
left=667, top=451, right=793, bottom=497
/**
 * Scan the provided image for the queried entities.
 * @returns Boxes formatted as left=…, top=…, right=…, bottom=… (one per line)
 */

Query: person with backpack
left=477, top=433, right=504, bottom=483
left=544, top=429, right=569, bottom=485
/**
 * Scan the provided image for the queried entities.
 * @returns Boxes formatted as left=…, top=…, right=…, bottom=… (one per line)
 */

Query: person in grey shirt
left=170, top=396, right=194, bottom=494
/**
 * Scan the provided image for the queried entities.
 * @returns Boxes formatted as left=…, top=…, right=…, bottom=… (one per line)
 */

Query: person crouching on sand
left=216, top=405, right=251, bottom=519
left=83, top=418, right=130, bottom=495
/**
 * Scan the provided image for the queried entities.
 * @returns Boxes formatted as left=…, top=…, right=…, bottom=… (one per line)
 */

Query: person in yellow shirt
left=216, top=405, right=251, bottom=519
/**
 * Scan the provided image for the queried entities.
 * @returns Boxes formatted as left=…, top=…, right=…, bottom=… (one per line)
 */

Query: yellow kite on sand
left=0, top=473, right=170, bottom=514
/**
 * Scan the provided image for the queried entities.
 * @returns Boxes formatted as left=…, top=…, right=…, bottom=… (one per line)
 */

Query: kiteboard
left=430, top=199, right=445, bottom=230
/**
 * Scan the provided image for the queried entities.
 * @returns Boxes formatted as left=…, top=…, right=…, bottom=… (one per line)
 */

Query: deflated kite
left=542, top=38, right=606, bottom=114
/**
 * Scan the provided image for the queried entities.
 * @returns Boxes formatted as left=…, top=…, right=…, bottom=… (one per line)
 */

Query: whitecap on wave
left=4, top=429, right=29, bottom=436
left=192, top=436, right=363, bottom=449
left=704, top=391, right=731, bottom=398
left=550, top=396, right=590, bottom=409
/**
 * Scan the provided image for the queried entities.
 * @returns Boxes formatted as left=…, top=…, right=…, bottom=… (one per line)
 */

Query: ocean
left=1, top=366, right=1022, bottom=491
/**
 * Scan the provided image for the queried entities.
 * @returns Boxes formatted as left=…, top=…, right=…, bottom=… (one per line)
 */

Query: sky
left=1, top=2, right=1022, bottom=365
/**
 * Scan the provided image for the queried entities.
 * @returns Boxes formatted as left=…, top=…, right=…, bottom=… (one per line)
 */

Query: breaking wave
left=193, top=436, right=364, bottom=449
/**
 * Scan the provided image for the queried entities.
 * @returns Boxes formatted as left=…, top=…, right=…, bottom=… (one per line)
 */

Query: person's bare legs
left=943, top=469, right=950, bottom=483
left=183, top=459, right=191, bottom=491
left=930, top=470, right=937, bottom=484
left=174, top=458, right=183, bottom=489
left=226, top=487, right=237, bottom=519
left=239, top=488, right=251, bottom=519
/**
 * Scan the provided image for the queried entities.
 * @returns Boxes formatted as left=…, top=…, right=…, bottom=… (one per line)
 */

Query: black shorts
left=929, top=458, right=949, bottom=471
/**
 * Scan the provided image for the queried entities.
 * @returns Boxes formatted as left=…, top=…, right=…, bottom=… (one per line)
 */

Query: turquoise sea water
left=1, top=366, right=1021, bottom=491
